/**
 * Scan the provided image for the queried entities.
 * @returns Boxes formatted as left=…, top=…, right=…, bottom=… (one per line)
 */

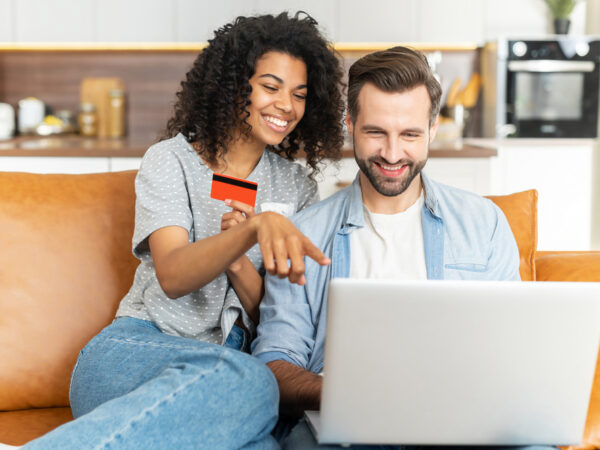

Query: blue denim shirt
left=251, top=172, right=520, bottom=373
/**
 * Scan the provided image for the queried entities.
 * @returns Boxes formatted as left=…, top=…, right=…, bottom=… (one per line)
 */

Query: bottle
left=18, top=97, right=45, bottom=134
left=108, top=89, right=125, bottom=138
left=78, top=102, right=98, bottom=137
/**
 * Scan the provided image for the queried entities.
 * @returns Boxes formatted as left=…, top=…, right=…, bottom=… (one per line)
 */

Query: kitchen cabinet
left=13, top=0, right=95, bottom=42
left=2, top=0, right=587, bottom=45
left=0, top=157, right=110, bottom=174
left=109, top=157, right=143, bottom=172
left=0, top=0, right=12, bottom=42
left=0, top=156, right=144, bottom=174
left=486, top=141, right=595, bottom=251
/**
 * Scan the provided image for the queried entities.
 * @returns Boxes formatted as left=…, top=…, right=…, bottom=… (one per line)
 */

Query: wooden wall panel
left=0, top=51, right=198, bottom=142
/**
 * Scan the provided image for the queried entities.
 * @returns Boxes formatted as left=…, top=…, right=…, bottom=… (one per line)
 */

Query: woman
left=22, top=11, right=344, bottom=450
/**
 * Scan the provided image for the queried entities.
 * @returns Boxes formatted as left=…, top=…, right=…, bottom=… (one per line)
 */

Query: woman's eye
left=294, top=93, right=307, bottom=100
left=263, top=85, right=277, bottom=92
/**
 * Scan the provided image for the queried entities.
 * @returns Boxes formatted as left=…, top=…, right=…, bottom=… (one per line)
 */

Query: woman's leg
left=23, top=317, right=279, bottom=450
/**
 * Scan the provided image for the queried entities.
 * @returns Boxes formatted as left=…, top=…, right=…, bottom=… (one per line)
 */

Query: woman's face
left=244, top=51, right=308, bottom=147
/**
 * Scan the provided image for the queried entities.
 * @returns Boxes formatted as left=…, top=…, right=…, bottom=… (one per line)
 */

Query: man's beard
left=354, top=144, right=427, bottom=197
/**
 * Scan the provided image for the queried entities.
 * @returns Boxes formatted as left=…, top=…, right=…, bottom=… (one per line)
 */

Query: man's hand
left=249, top=212, right=330, bottom=285
left=267, top=360, right=322, bottom=416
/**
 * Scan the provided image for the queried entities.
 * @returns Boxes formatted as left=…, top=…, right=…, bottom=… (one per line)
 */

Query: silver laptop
left=306, top=279, right=600, bottom=446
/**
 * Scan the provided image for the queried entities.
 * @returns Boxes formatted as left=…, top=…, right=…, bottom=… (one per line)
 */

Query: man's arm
left=267, top=360, right=322, bottom=416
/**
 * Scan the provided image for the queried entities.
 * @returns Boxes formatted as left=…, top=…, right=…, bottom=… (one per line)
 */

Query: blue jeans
left=282, top=419, right=558, bottom=450
left=23, top=317, right=279, bottom=449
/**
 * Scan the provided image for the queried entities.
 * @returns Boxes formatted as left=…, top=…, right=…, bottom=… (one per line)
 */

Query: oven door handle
left=508, top=60, right=596, bottom=72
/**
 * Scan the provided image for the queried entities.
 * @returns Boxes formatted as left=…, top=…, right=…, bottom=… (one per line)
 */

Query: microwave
left=482, top=37, right=600, bottom=138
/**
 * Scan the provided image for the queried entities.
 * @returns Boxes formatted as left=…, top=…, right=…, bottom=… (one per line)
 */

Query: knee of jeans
left=238, top=353, right=280, bottom=409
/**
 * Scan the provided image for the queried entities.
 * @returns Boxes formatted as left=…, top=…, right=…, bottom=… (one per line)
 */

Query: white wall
left=0, top=0, right=589, bottom=44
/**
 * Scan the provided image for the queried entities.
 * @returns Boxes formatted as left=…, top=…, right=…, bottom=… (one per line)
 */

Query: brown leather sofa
left=0, top=171, right=599, bottom=447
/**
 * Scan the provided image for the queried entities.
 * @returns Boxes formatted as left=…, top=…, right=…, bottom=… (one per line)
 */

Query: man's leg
left=23, top=317, right=279, bottom=449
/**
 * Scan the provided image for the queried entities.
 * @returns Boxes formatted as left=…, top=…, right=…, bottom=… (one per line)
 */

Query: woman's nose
left=275, top=93, right=293, bottom=113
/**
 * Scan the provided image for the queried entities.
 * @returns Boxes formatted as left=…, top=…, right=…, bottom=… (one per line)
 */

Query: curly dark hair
left=163, top=11, right=345, bottom=174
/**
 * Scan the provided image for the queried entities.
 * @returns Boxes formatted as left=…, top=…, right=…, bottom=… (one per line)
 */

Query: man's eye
left=367, top=131, right=383, bottom=135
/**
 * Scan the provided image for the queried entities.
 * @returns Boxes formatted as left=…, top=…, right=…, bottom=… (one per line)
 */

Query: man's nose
left=380, top=137, right=405, bottom=163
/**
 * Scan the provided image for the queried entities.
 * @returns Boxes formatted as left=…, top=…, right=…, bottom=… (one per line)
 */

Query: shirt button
left=437, top=228, right=441, bottom=235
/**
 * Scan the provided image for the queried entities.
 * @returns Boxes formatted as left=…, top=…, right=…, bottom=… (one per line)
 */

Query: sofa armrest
left=535, top=251, right=600, bottom=282
left=536, top=251, right=600, bottom=448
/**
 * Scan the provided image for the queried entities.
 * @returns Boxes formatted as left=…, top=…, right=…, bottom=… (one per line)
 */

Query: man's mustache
left=369, top=157, right=414, bottom=167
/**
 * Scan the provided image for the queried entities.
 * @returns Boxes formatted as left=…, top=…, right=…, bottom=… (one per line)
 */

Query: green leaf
left=543, top=0, right=579, bottom=19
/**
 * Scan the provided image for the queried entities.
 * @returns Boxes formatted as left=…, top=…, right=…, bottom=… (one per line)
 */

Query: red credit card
left=210, top=173, right=258, bottom=207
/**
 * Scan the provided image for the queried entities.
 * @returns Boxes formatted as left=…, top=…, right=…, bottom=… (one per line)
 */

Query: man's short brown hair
left=347, top=46, right=442, bottom=127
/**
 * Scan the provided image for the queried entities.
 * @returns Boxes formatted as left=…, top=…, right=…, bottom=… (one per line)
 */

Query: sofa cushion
left=0, top=171, right=139, bottom=411
left=535, top=251, right=600, bottom=282
left=0, top=407, right=73, bottom=445
left=486, top=190, right=538, bottom=281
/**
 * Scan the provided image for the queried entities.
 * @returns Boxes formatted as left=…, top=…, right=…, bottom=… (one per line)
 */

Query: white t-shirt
left=349, top=191, right=427, bottom=280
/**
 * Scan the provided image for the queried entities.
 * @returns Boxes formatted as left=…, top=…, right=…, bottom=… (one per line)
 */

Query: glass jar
left=108, top=89, right=125, bottom=138
left=78, top=103, right=98, bottom=137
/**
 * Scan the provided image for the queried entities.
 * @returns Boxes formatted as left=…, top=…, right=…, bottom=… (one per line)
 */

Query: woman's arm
left=149, top=209, right=329, bottom=300
left=226, top=256, right=263, bottom=323
left=220, top=200, right=263, bottom=323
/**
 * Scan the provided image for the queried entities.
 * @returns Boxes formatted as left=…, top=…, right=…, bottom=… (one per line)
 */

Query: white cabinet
left=13, top=0, right=95, bottom=42
left=0, top=0, right=13, bottom=41
left=488, top=143, right=595, bottom=251
left=109, top=157, right=143, bottom=172
left=0, top=157, right=110, bottom=173
left=424, top=157, right=492, bottom=195
left=0, top=157, right=143, bottom=173
left=95, top=0, right=175, bottom=42
left=0, top=0, right=590, bottom=45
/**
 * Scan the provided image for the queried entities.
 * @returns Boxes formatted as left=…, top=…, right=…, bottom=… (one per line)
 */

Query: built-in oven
left=482, top=37, right=600, bottom=138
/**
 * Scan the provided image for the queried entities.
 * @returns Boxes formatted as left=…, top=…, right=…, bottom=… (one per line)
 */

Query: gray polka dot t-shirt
left=115, top=133, right=318, bottom=345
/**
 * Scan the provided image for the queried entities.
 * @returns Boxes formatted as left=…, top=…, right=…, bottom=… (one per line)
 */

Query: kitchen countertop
left=0, top=136, right=498, bottom=158
left=464, top=137, right=597, bottom=148
left=0, top=136, right=150, bottom=157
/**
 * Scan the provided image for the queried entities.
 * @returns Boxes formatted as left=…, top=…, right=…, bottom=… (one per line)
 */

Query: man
left=252, top=47, right=540, bottom=450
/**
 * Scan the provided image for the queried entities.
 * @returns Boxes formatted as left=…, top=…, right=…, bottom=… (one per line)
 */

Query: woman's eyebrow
left=258, top=73, right=307, bottom=90
left=258, top=73, right=284, bottom=83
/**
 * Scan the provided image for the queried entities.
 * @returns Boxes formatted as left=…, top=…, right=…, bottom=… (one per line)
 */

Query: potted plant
left=543, top=0, right=579, bottom=34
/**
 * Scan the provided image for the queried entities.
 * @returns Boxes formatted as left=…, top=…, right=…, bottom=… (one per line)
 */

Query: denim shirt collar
left=345, top=174, right=366, bottom=229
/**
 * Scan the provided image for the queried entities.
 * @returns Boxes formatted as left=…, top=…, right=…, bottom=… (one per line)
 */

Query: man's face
left=347, top=83, right=437, bottom=198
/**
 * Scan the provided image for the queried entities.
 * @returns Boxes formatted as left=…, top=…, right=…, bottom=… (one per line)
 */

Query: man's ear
left=345, top=113, right=354, bottom=137
left=429, top=117, right=439, bottom=144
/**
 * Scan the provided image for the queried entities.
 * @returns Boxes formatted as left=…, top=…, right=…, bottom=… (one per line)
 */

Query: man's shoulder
left=426, top=176, right=498, bottom=219
left=291, top=185, right=352, bottom=228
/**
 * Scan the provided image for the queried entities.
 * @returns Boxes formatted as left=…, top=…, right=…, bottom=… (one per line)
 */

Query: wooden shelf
left=0, top=136, right=148, bottom=157
left=0, top=137, right=496, bottom=159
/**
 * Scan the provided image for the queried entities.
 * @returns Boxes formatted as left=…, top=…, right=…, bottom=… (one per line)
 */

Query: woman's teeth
left=264, top=116, right=288, bottom=127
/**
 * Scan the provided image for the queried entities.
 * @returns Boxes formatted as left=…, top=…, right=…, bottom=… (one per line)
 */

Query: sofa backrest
left=0, top=171, right=139, bottom=411
left=0, top=170, right=538, bottom=412
left=486, top=190, right=538, bottom=281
